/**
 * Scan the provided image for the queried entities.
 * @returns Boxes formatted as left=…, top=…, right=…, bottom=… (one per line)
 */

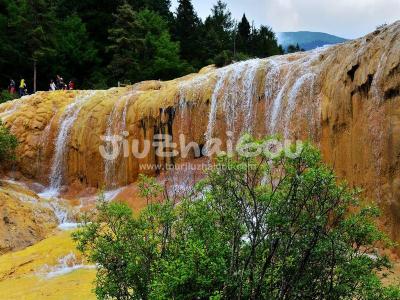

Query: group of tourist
left=7, top=75, right=75, bottom=97
left=49, top=75, right=74, bottom=91
left=8, top=79, right=27, bottom=97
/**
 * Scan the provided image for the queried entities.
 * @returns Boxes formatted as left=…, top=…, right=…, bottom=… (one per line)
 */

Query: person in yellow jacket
left=19, top=78, right=26, bottom=97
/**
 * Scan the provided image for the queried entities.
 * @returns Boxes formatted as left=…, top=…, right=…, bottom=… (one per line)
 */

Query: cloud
left=171, top=0, right=400, bottom=38
left=263, top=0, right=400, bottom=38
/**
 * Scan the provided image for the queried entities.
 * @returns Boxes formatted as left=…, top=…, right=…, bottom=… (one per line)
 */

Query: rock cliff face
left=0, top=180, right=57, bottom=254
left=0, top=22, right=400, bottom=239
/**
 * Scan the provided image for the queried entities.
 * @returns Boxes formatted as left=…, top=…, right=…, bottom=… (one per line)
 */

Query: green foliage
left=1, top=0, right=283, bottom=89
left=287, top=43, right=305, bottom=53
left=74, top=136, right=400, bottom=299
left=203, top=1, right=234, bottom=60
left=0, top=119, right=18, bottom=162
left=0, top=90, right=18, bottom=104
left=250, top=25, right=283, bottom=57
left=213, top=50, right=233, bottom=67
left=107, top=5, right=185, bottom=84
left=73, top=177, right=174, bottom=300
left=237, top=13, right=251, bottom=53
left=52, top=14, right=99, bottom=88
left=137, top=174, right=164, bottom=205
left=173, top=0, right=203, bottom=67
left=214, top=50, right=251, bottom=67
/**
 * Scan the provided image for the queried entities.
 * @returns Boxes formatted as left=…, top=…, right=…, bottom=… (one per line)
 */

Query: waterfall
left=267, top=61, right=292, bottom=133
left=46, top=91, right=95, bottom=195
left=205, top=67, right=229, bottom=145
left=264, top=46, right=330, bottom=136
left=205, top=59, right=263, bottom=146
left=202, top=47, right=330, bottom=148
left=37, top=252, right=95, bottom=279
left=178, top=72, right=210, bottom=134
left=284, top=72, right=316, bottom=137
left=104, top=90, right=135, bottom=189
left=36, top=114, right=56, bottom=176
left=221, top=61, right=248, bottom=134
left=242, top=59, right=262, bottom=133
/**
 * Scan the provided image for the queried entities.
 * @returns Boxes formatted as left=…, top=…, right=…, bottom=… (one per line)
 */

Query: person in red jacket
left=68, top=80, right=75, bottom=90
left=8, top=79, right=16, bottom=94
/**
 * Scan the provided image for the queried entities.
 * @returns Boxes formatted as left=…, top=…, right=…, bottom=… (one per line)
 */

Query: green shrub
left=0, top=119, right=18, bottom=162
left=0, top=90, right=18, bottom=104
left=74, top=136, right=400, bottom=299
left=213, top=50, right=233, bottom=67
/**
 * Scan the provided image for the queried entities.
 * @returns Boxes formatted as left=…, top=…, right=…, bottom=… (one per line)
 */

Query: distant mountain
left=277, top=31, right=348, bottom=51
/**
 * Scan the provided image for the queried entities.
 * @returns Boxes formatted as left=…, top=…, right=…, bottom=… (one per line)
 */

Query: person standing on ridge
left=19, top=78, right=26, bottom=97
left=49, top=79, right=56, bottom=91
left=56, top=75, right=62, bottom=89
left=60, top=77, right=67, bottom=90
left=68, top=80, right=75, bottom=90
left=8, top=79, right=16, bottom=94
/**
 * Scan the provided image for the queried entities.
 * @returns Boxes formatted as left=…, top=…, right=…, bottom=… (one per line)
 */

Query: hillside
left=277, top=31, right=348, bottom=50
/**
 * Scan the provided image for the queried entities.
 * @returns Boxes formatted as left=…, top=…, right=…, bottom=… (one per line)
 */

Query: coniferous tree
left=55, top=0, right=125, bottom=58
left=0, top=0, right=286, bottom=92
left=143, top=0, right=173, bottom=23
left=52, top=15, right=99, bottom=88
left=107, top=5, right=184, bottom=84
left=106, top=3, right=141, bottom=83
left=204, top=1, right=234, bottom=61
left=237, top=13, right=250, bottom=53
left=6, top=0, right=57, bottom=91
left=174, top=0, right=202, bottom=67
left=250, top=25, right=283, bottom=57
left=287, top=43, right=304, bottom=53
left=0, top=1, right=14, bottom=85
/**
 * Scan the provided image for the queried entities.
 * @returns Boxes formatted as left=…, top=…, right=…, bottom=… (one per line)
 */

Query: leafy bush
left=0, top=90, right=18, bottom=104
left=74, top=136, right=400, bottom=299
left=214, top=51, right=251, bottom=68
left=0, top=119, right=18, bottom=162
left=214, top=50, right=233, bottom=67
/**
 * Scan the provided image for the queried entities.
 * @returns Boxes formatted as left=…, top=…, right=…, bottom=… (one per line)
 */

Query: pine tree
left=237, top=13, right=250, bottom=53
left=174, top=0, right=202, bottom=66
left=250, top=25, right=282, bottom=57
left=0, top=1, right=13, bottom=85
left=107, top=5, right=184, bottom=83
left=143, top=0, right=173, bottom=22
left=55, top=0, right=126, bottom=56
left=52, top=14, right=99, bottom=88
left=6, top=0, right=57, bottom=91
left=106, top=3, right=140, bottom=83
left=287, top=43, right=303, bottom=53
left=204, top=1, right=234, bottom=61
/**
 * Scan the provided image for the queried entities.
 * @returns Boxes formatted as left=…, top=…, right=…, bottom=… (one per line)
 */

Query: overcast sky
left=170, top=0, right=400, bottom=39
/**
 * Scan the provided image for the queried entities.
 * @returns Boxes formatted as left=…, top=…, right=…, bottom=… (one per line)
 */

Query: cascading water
left=264, top=46, right=330, bottom=137
left=37, top=252, right=95, bottom=279
left=204, top=59, right=263, bottom=146
left=283, top=72, right=316, bottom=137
left=242, top=59, right=262, bottom=133
left=104, top=90, right=136, bottom=189
left=205, top=67, right=230, bottom=146
left=46, top=91, right=96, bottom=196
left=36, top=114, right=56, bottom=175
left=178, top=71, right=210, bottom=134
left=221, top=61, right=248, bottom=134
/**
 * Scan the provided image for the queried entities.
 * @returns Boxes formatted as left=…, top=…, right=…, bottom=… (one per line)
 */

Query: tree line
left=0, top=0, right=283, bottom=92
